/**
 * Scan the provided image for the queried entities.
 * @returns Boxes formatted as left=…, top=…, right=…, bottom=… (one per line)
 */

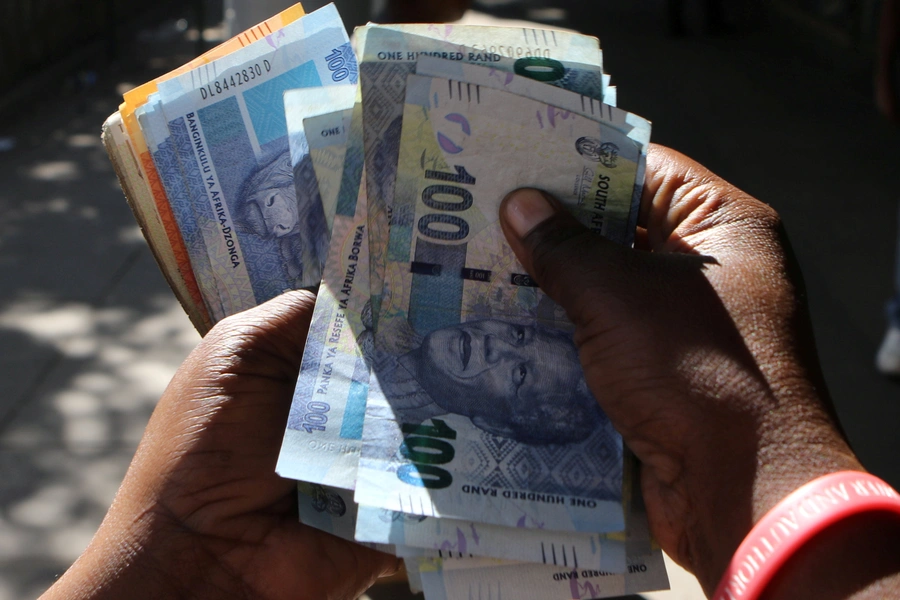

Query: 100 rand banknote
left=276, top=40, right=640, bottom=512
left=414, top=56, right=650, bottom=244
left=378, top=452, right=662, bottom=573
left=355, top=504, right=626, bottom=572
left=137, top=97, right=227, bottom=322
left=276, top=102, right=372, bottom=489
left=407, top=460, right=668, bottom=600
left=358, top=23, right=609, bottom=328
left=413, top=550, right=668, bottom=600
left=355, top=75, right=647, bottom=533
left=290, top=454, right=650, bottom=575
left=152, top=4, right=356, bottom=317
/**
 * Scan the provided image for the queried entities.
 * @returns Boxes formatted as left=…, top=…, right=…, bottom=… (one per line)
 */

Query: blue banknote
left=155, top=4, right=357, bottom=315
left=138, top=97, right=226, bottom=321
left=275, top=103, right=372, bottom=489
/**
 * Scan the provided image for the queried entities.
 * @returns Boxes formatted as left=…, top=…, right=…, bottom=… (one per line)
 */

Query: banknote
left=304, top=109, right=353, bottom=232
left=116, top=3, right=310, bottom=331
left=415, top=57, right=617, bottom=112
left=413, top=57, right=650, bottom=241
left=354, top=505, right=625, bottom=571
left=284, top=86, right=357, bottom=238
left=414, top=550, right=669, bottom=600
left=276, top=103, right=371, bottom=489
left=137, top=97, right=227, bottom=322
left=122, top=101, right=213, bottom=330
left=356, top=452, right=657, bottom=571
left=296, top=481, right=394, bottom=555
left=153, top=4, right=355, bottom=315
left=102, top=111, right=211, bottom=332
left=357, top=23, right=608, bottom=326
left=354, top=76, right=647, bottom=533
left=414, top=57, right=644, bottom=140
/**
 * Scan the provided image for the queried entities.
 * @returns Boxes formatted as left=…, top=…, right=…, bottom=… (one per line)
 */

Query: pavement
left=0, top=0, right=898, bottom=599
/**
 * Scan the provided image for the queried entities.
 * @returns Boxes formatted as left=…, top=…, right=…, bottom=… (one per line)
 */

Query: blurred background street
left=1, top=0, right=899, bottom=598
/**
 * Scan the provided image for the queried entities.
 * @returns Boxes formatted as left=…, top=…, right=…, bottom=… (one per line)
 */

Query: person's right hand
left=499, top=145, right=882, bottom=595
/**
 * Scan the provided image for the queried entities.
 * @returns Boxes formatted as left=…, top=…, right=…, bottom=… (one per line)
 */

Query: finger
left=141, top=291, right=318, bottom=507
left=196, top=289, right=317, bottom=381
left=499, top=187, right=652, bottom=330
left=498, top=186, right=732, bottom=372
left=638, top=144, right=769, bottom=254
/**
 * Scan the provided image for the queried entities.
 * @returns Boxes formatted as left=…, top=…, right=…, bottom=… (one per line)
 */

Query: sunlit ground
left=0, top=12, right=204, bottom=598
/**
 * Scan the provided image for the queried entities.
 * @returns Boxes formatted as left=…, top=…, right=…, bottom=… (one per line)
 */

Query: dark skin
left=40, top=291, right=399, bottom=600
left=500, top=145, right=900, bottom=598
left=42, top=145, right=900, bottom=599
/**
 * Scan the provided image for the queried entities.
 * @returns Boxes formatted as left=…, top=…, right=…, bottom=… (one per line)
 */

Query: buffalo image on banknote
left=234, top=149, right=328, bottom=285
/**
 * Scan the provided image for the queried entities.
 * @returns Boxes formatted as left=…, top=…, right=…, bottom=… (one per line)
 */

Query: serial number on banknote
left=198, top=60, right=273, bottom=100
left=468, top=44, right=555, bottom=59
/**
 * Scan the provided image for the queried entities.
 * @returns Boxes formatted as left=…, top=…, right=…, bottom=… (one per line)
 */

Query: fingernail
left=503, top=188, right=556, bottom=238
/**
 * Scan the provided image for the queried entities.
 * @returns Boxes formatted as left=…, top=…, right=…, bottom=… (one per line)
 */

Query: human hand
left=499, top=145, right=864, bottom=592
left=41, top=291, right=399, bottom=600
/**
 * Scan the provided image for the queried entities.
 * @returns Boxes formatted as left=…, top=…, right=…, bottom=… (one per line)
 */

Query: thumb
left=498, top=187, right=728, bottom=370
left=498, top=188, right=645, bottom=330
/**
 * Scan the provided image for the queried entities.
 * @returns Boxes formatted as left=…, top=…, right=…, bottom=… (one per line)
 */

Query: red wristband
left=713, top=471, right=900, bottom=600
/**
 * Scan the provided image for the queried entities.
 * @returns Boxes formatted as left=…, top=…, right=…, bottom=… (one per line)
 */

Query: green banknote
left=412, top=56, right=650, bottom=241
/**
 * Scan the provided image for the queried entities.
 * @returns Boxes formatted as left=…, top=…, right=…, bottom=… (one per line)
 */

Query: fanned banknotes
left=157, top=6, right=356, bottom=314
left=354, top=72, right=644, bottom=532
left=111, top=6, right=310, bottom=331
left=102, top=4, right=667, bottom=598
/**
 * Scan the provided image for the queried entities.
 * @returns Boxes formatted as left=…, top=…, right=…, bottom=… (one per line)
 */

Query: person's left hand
left=42, top=290, right=400, bottom=600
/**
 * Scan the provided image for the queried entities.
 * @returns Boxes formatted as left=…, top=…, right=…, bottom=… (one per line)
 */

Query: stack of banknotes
left=102, top=3, right=669, bottom=598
